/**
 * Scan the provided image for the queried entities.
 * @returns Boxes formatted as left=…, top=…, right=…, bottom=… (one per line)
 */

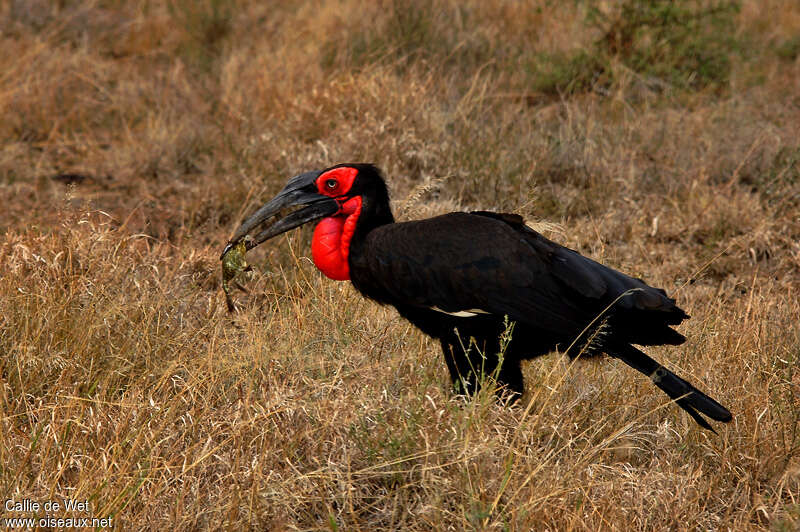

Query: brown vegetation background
left=1, top=0, right=799, bottom=529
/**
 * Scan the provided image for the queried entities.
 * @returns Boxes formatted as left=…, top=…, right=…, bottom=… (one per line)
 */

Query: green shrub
left=526, top=0, right=742, bottom=96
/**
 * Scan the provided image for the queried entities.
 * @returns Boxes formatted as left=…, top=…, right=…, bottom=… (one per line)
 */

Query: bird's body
left=224, top=164, right=732, bottom=430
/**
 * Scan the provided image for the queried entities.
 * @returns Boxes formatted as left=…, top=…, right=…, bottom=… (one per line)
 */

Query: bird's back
left=349, top=211, right=687, bottom=349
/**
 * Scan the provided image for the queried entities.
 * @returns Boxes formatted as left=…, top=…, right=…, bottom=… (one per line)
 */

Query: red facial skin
left=311, top=167, right=361, bottom=280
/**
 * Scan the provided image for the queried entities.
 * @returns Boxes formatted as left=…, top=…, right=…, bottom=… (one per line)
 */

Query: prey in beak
left=221, top=170, right=341, bottom=257
left=220, top=170, right=340, bottom=310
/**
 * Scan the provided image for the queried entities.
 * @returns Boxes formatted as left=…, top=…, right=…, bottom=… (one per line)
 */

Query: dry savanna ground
left=1, top=0, right=799, bottom=530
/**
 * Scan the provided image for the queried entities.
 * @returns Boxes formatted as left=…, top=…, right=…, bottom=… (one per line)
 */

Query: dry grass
left=1, top=0, right=799, bottom=529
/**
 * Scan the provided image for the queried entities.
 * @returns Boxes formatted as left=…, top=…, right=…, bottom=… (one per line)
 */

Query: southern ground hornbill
left=222, top=163, right=732, bottom=430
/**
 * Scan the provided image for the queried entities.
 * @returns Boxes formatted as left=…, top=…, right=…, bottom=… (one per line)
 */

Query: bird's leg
left=440, top=331, right=522, bottom=400
left=441, top=332, right=495, bottom=395
left=440, top=337, right=480, bottom=395
left=496, top=359, right=524, bottom=400
left=496, top=317, right=524, bottom=400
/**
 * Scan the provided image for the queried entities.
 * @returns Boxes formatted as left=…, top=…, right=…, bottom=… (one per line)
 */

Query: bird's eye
left=325, top=179, right=338, bottom=190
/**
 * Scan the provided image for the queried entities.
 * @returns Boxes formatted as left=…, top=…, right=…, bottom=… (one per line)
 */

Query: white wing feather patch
left=430, top=306, right=490, bottom=318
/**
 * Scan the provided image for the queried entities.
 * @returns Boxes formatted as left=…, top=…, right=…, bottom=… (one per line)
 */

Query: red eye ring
left=325, top=178, right=338, bottom=190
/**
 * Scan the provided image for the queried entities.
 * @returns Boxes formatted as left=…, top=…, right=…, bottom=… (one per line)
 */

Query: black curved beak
left=221, top=170, right=339, bottom=258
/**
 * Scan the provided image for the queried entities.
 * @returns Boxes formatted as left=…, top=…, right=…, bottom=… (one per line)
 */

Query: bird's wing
left=474, top=212, right=686, bottom=316
left=355, top=212, right=655, bottom=336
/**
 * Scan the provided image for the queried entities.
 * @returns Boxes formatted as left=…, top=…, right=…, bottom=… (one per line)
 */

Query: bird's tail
left=610, top=343, right=732, bottom=431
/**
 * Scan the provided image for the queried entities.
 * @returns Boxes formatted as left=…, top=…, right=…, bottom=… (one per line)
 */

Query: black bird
left=223, top=164, right=732, bottom=430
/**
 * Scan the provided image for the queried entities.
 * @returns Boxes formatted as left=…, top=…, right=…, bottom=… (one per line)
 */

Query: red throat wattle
left=309, top=167, right=362, bottom=281
left=311, top=196, right=362, bottom=280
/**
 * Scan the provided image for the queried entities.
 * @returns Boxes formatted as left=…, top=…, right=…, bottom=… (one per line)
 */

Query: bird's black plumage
left=226, top=164, right=732, bottom=430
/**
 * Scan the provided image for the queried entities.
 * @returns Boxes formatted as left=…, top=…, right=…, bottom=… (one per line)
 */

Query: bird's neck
left=311, top=196, right=394, bottom=281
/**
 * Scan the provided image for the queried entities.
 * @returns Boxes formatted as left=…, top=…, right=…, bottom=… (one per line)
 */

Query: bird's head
left=222, top=163, right=390, bottom=258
